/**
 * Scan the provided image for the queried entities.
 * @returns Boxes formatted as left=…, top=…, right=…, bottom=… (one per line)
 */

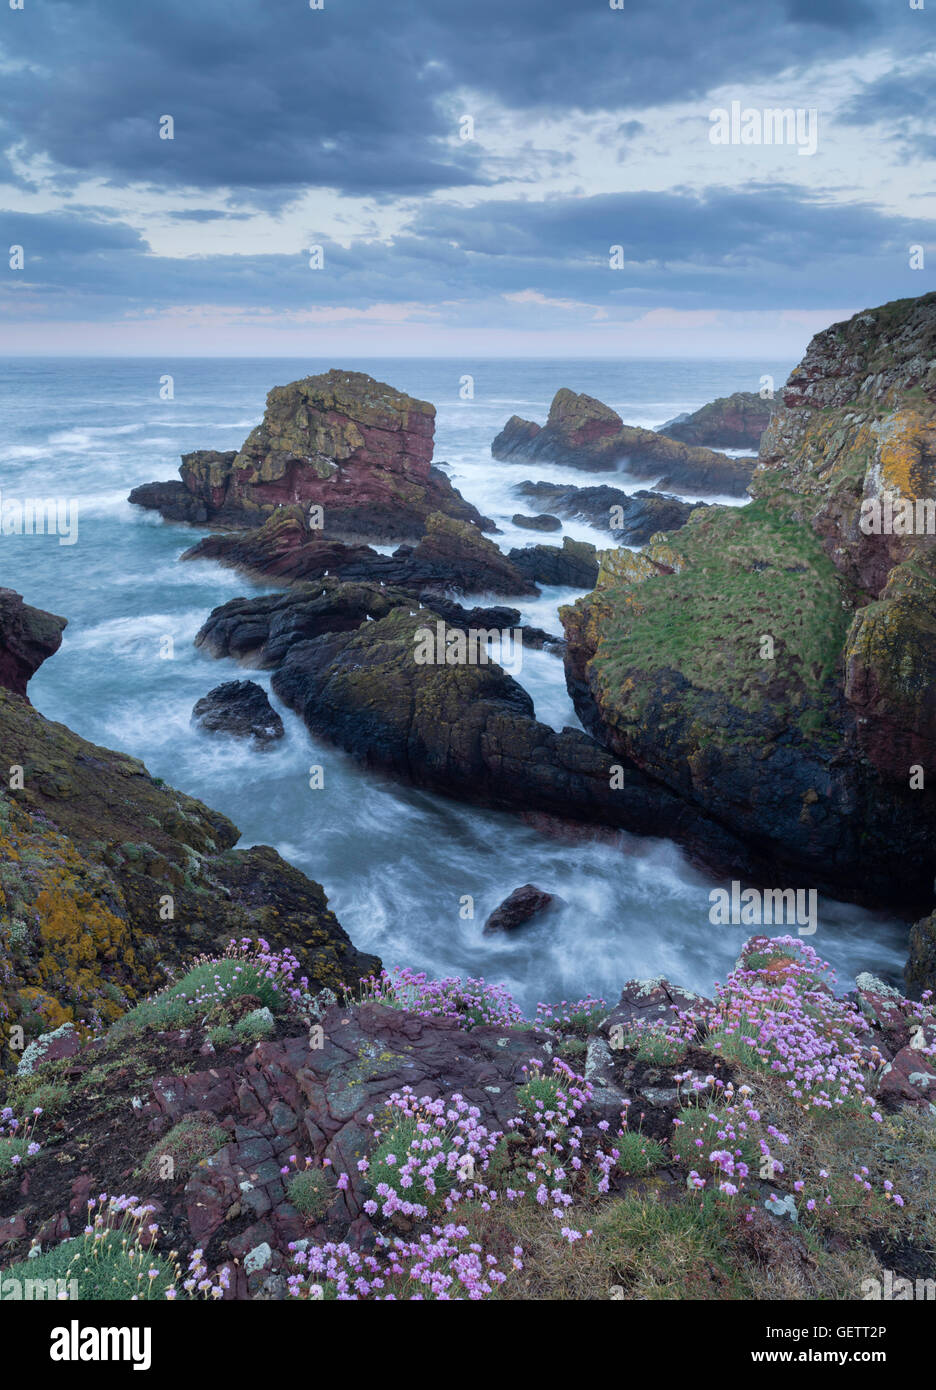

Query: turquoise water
left=0, top=356, right=908, bottom=1010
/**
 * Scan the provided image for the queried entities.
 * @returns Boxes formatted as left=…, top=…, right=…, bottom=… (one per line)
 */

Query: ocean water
left=0, top=356, right=908, bottom=1012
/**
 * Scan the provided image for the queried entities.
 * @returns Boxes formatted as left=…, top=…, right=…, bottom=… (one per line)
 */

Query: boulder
left=483, top=885, right=559, bottom=933
left=660, top=391, right=772, bottom=449
left=492, top=388, right=754, bottom=496
left=512, top=512, right=562, bottom=532
left=130, top=370, right=492, bottom=543
left=192, top=681, right=285, bottom=746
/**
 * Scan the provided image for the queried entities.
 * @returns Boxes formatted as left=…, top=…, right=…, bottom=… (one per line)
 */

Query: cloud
left=0, top=0, right=907, bottom=203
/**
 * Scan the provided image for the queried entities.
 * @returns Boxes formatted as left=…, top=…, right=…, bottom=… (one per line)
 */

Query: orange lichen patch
left=878, top=409, right=936, bottom=500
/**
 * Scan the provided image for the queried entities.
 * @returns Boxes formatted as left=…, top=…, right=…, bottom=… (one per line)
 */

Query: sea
left=0, top=356, right=908, bottom=1013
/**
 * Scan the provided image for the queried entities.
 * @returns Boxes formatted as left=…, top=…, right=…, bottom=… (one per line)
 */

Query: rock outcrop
left=268, top=605, right=751, bottom=872
left=516, top=481, right=704, bottom=544
left=192, top=680, right=285, bottom=746
left=129, top=370, right=492, bottom=543
left=195, top=581, right=562, bottom=671
left=182, top=507, right=537, bottom=598
left=0, top=588, right=66, bottom=700
left=562, top=293, right=936, bottom=930
left=507, top=537, right=599, bottom=588
left=660, top=391, right=772, bottom=449
left=0, top=590, right=376, bottom=1067
left=492, top=389, right=754, bottom=496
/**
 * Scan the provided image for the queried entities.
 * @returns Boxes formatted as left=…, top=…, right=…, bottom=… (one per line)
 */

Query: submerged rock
left=192, top=680, right=284, bottom=746
left=130, top=369, right=492, bottom=543
left=660, top=391, right=772, bottom=449
left=492, top=388, right=754, bottom=496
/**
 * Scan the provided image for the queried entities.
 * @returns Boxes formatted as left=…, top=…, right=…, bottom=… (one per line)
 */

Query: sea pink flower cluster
left=534, top=996, right=607, bottom=1033
left=0, top=1104, right=42, bottom=1166
left=365, top=1087, right=504, bottom=1220
left=353, top=967, right=525, bottom=1030
left=704, top=938, right=884, bottom=1111
left=287, top=1224, right=512, bottom=1300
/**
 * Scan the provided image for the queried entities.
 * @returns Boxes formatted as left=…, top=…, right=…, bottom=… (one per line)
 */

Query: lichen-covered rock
left=130, top=370, right=491, bottom=543
left=493, top=389, right=754, bottom=495
left=0, top=599, right=377, bottom=1069
left=660, top=391, right=772, bottom=450
left=561, top=293, right=936, bottom=920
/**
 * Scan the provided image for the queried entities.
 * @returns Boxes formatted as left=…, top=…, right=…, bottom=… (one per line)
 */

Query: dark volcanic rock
left=516, top=481, right=703, bottom=544
left=492, top=388, right=753, bottom=496
left=512, top=512, right=562, bottom=532
left=484, top=884, right=559, bottom=933
left=192, top=680, right=284, bottom=746
left=508, top=537, right=598, bottom=588
left=183, top=507, right=537, bottom=598
left=129, top=370, right=492, bottom=543
left=195, top=578, right=416, bottom=667
left=269, top=605, right=752, bottom=873
left=0, top=589, right=67, bottom=699
left=660, top=391, right=772, bottom=449
left=196, top=582, right=563, bottom=677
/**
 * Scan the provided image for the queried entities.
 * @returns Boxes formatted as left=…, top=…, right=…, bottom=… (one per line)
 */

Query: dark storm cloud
left=0, top=0, right=911, bottom=201
left=4, top=190, right=931, bottom=321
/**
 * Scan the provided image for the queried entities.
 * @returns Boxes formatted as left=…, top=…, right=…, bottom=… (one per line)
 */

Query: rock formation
left=507, top=537, right=599, bottom=588
left=483, top=884, right=559, bottom=933
left=0, top=588, right=66, bottom=700
left=182, top=507, right=538, bottom=598
left=562, top=292, right=936, bottom=928
left=0, top=590, right=376, bottom=1065
left=129, top=369, right=492, bottom=543
left=515, top=480, right=705, bottom=545
left=492, top=389, right=754, bottom=495
left=267, top=605, right=751, bottom=872
left=660, top=391, right=772, bottom=450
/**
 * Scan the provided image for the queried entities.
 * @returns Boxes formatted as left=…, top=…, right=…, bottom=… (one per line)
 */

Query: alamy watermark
left=413, top=621, right=523, bottom=675
left=859, top=492, right=936, bottom=535
left=0, top=492, right=78, bottom=546
left=708, top=881, right=817, bottom=935
left=709, top=101, right=818, bottom=157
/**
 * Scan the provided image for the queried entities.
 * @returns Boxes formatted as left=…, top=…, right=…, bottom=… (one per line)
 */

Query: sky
left=1, top=0, right=934, bottom=358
